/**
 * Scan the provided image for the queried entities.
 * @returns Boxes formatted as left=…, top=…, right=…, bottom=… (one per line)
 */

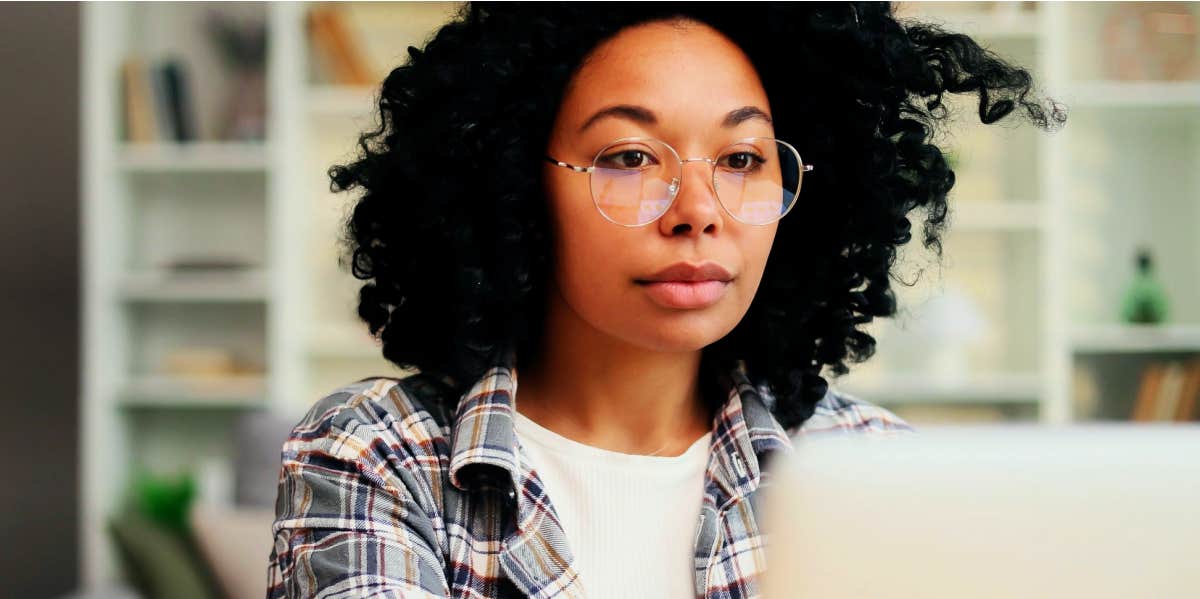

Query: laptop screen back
left=759, top=425, right=1200, bottom=599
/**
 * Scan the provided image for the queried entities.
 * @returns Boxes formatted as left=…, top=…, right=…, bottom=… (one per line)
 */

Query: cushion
left=107, top=508, right=220, bottom=599
left=188, top=502, right=276, bottom=599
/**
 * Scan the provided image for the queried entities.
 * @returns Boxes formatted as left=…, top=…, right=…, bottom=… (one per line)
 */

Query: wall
left=0, top=2, right=80, bottom=596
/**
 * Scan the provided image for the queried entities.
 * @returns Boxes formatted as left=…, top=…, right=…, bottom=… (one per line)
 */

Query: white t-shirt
left=512, top=409, right=712, bottom=598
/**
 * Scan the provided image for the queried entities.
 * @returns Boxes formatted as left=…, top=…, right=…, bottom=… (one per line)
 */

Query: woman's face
left=542, top=19, right=779, bottom=353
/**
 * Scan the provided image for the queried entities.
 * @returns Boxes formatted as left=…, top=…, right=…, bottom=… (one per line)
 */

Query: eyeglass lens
left=589, top=138, right=804, bottom=226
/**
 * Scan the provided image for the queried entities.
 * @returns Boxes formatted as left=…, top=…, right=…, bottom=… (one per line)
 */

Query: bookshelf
left=80, top=0, right=1200, bottom=590
left=81, top=1, right=454, bottom=587
left=833, top=1, right=1200, bottom=428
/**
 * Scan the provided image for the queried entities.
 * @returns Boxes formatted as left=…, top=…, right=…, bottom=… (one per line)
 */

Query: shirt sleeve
left=797, top=386, right=917, bottom=437
left=266, top=404, right=450, bottom=598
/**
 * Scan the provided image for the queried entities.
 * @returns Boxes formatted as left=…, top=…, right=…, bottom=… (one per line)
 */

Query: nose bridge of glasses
left=667, top=156, right=721, bottom=198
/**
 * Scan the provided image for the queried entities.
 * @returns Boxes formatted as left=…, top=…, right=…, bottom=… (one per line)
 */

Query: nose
left=657, top=158, right=724, bottom=236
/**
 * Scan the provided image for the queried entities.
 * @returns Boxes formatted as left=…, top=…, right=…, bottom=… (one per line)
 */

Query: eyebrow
left=578, top=104, right=773, bottom=133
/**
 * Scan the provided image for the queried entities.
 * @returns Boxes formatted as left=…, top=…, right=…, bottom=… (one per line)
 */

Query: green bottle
left=1120, top=247, right=1169, bottom=324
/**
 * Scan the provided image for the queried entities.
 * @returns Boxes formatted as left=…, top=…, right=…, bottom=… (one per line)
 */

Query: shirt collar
left=446, top=345, right=794, bottom=502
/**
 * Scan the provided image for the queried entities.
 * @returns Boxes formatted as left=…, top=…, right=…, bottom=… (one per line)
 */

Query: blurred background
left=2, top=1, right=1197, bottom=597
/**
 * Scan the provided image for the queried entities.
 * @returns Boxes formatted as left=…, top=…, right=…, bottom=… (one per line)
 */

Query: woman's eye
left=722, top=151, right=764, bottom=171
left=600, top=150, right=654, bottom=169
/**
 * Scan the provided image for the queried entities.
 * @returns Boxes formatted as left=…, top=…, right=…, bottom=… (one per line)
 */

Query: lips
left=638, top=280, right=730, bottom=309
left=635, top=261, right=734, bottom=284
left=634, top=261, right=734, bottom=309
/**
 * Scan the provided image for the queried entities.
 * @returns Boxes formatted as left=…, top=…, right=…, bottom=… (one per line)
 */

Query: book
left=148, top=60, right=176, bottom=141
left=1131, top=362, right=1165, bottom=421
left=1131, top=359, right=1200, bottom=422
left=1154, top=361, right=1186, bottom=421
left=307, top=6, right=375, bottom=86
left=120, top=57, right=158, bottom=142
left=160, top=58, right=197, bottom=142
left=1174, top=357, right=1200, bottom=421
left=120, top=55, right=200, bottom=143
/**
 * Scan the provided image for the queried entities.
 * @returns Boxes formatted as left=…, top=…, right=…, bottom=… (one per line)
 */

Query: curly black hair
left=329, top=1, right=1066, bottom=430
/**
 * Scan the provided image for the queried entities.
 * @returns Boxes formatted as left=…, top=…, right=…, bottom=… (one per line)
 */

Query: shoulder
left=292, top=373, right=453, bottom=435
left=275, top=374, right=459, bottom=531
left=283, top=373, right=456, bottom=470
left=792, top=384, right=915, bottom=437
left=272, top=375, right=456, bottom=596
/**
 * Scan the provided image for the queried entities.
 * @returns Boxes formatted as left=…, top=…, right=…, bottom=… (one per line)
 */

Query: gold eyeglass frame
left=544, top=136, right=814, bottom=227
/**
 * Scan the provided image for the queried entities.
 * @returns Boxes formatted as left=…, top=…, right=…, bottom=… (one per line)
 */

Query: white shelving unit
left=836, top=2, right=1063, bottom=420
left=80, top=1, right=1200, bottom=590
left=82, top=2, right=284, bottom=588
left=833, top=1, right=1200, bottom=426
left=80, top=1, right=447, bottom=588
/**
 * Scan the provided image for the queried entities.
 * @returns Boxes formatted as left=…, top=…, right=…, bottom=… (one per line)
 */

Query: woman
left=268, top=3, right=1064, bottom=598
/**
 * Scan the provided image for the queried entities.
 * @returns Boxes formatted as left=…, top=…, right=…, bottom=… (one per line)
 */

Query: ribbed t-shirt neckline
left=512, top=408, right=712, bottom=470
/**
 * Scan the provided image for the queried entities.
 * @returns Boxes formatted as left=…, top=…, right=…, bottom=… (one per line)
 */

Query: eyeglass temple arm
left=543, top=155, right=593, bottom=173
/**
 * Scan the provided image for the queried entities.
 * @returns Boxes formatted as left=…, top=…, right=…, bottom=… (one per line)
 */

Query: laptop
left=758, top=424, right=1200, bottom=599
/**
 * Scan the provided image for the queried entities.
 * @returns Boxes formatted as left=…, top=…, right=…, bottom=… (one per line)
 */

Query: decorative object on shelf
left=197, top=456, right=235, bottom=507
left=206, top=10, right=268, bottom=141
left=132, top=470, right=197, bottom=534
left=899, top=285, right=988, bottom=385
left=1102, top=2, right=1199, bottom=81
left=1120, top=246, right=1169, bottom=324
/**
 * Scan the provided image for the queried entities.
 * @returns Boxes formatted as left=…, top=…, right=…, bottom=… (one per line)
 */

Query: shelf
left=306, top=85, right=378, bottom=117
left=118, top=268, right=269, bottom=303
left=1066, top=81, right=1200, bottom=108
left=117, top=375, right=268, bottom=409
left=834, top=372, right=1043, bottom=405
left=909, top=11, right=1041, bottom=40
left=950, top=201, right=1044, bottom=232
left=117, top=141, right=269, bottom=172
left=1071, top=324, right=1200, bottom=354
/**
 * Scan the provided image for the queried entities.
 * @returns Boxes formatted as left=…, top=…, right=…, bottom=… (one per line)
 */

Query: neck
left=515, top=283, right=714, bottom=457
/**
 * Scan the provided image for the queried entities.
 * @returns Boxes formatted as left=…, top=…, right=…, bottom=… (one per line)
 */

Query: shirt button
left=733, top=454, right=748, bottom=477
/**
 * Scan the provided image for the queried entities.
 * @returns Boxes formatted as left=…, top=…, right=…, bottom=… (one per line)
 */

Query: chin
left=623, top=315, right=739, bottom=353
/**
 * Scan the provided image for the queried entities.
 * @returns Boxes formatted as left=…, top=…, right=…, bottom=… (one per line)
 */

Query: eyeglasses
left=544, top=136, right=813, bottom=227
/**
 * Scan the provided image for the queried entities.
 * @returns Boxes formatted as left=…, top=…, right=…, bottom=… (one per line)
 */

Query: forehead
left=560, top=20, right=771, bottom=132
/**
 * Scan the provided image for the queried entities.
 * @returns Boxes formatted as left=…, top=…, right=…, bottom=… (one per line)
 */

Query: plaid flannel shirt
left=267, top=347, right=913, bottom=598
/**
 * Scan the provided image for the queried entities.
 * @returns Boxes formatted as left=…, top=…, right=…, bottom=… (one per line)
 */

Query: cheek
left=735, top=228, right=778, bottom=297
left=546, top=176, right=634, bottom=292
left=556, top=211, right=635, bottom=292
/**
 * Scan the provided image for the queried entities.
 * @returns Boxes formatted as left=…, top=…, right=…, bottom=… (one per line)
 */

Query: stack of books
left=120, top=56, right=197, bottom=143
left=1132, top=357, right=1200, bottom=421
